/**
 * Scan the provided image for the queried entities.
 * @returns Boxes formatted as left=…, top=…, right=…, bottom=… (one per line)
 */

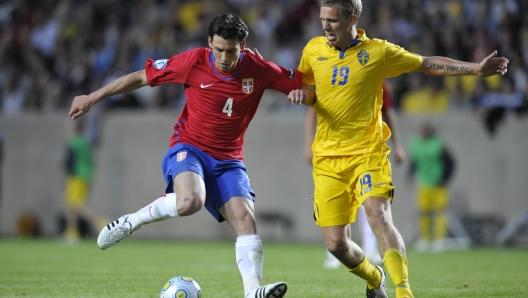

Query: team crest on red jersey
left=176, top=151, right=187, bottom=162
left=242, top=78, right=254, bottom=94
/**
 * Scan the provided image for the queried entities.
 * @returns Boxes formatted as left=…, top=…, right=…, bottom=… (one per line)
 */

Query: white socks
left=130, top=193, right=179, bottom=229
left=236, top=234, right=263, bottom=296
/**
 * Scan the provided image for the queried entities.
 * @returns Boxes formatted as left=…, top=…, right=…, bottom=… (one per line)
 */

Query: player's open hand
left=242, top=48, right=262, bottom=59
left=477, top=51, right=509, bottom=77
left=69, top=95, right=93, bottom=120
left=393, top=145, right=407, bottom=164
left=304, top=146, right=313, bottom=165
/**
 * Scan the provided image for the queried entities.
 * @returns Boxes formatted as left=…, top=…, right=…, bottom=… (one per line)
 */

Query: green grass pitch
left=0, top=238, right=527, bottom=297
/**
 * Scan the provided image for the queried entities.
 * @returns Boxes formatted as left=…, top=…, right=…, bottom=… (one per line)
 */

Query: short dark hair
left=318, top=0, right=362, bottom=20
left=208, top=14, right=249, bottom=43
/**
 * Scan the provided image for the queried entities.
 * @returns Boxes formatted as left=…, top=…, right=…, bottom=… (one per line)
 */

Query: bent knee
left=325, top=237, right=348, bottom=254
left=176, top=194, right=204, bottom=216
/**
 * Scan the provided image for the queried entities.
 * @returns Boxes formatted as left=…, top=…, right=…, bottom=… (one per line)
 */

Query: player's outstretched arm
left=69, top=70, right=149, bottom=120
left=416, top=51, right=509, bottom=77
left=288, top=84, right=316, bottom=106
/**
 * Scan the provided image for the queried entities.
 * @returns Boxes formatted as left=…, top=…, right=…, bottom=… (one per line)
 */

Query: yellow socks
left=384, top=248, right=414, bottom=298
left=434, top=212, right=447, bottom=240
left=96, top=217, right=110, bottom=231
left=419, top=213, right=431, bottom=241
left=348, top=249, right=415, bottom=297
left=348, top=257, right=381, bottom=290
left=64, top=226, right=80, bottom=245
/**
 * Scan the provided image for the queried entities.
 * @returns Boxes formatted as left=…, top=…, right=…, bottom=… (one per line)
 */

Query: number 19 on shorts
left=359, top=173, right=372, bottom=196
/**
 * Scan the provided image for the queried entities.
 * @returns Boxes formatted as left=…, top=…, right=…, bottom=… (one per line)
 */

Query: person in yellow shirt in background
left=63, top=120, right=107, bottom=243
left=408, top=123, right=455, bottom=253
left=401, top=76, right=450, bottom=113
left=288, top=0, right=508, bottom=297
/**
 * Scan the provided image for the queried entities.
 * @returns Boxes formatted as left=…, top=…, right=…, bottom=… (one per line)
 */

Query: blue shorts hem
left=172, top=164, right=203, bottom=179
left=209, top=190, right=255, bottom=223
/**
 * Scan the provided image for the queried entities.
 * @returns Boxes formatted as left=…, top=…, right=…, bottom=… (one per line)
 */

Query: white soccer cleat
left=97, top=214, right=140, bottom=250
left=246, top=282, right=288, bottom=298
left=365, top=265, right=388, bottom=298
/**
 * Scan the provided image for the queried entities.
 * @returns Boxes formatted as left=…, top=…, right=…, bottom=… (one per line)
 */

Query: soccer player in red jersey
left=69, top=14, right=312, bottom=298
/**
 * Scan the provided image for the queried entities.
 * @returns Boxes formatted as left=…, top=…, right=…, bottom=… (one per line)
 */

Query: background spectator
left=0, top=0, right=525, bottom=117
left=62, top=119, right=106, bottom=243
left=408, top=123, right=456, bottom=253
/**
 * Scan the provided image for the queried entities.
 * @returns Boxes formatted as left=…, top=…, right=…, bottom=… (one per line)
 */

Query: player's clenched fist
left=288, top=89, right=306, bottom=105
left=69, top=95, right=94, bottom=120
left=288, top=85, right=316, bottom=106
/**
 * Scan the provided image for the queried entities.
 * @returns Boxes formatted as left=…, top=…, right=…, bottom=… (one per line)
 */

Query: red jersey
left=145, top=48, right=303, bottom=161
left=381, top=82, right=393, bottom=111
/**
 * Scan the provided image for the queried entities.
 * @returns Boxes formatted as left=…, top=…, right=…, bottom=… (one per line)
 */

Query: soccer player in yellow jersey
left=287, top=1, right=509, bottom=297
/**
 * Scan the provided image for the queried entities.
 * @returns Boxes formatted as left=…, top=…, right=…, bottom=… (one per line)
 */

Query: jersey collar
left=328, top=29, right=368, bottom=59
left=209, top=51, right=244, bottom=81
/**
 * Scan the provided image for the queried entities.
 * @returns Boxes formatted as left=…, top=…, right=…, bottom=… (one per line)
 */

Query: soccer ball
left=160, top=276, right=202, bottom=298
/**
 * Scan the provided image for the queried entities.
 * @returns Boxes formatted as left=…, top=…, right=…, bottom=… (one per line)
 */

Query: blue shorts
left=161, top=143, right=255, bottom=222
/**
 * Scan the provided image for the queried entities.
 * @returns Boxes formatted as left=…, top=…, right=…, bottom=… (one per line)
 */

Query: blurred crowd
left=0, top=0, right=527, bottom=118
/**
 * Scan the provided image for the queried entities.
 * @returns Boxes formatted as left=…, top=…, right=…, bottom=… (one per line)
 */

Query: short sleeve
left=384, top=41, right=423, bottom=78
left=298, top=50, right=315, bottom=86
left=145, top=48, right=204, bottom=87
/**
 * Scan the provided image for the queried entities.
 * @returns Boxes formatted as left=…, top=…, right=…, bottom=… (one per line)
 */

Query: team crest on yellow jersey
left=357, top=49, right=369, bottom=66
left=242, top=78, right=254, bottom=94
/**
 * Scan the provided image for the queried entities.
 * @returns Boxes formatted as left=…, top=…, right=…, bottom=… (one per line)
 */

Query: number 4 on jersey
left=223, top=98, right=233, bottom=117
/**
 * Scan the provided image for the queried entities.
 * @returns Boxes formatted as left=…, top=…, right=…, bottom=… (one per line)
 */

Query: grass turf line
left=0, top=238, right=527, bottom=297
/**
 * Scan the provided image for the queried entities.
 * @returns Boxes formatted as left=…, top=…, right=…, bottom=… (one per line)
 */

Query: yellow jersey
left=299, top=29, right=423, bottom=156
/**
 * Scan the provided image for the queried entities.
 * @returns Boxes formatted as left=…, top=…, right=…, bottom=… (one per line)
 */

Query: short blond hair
left=318, top=0, right=362, bottom=20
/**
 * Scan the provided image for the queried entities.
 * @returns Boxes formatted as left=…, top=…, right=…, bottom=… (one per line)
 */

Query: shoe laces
left=109, top=220, right=133, bottom=242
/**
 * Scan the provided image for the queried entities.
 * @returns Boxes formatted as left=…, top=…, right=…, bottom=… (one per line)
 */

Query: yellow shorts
left=417, top=186, right=448, bottom=212
left=65, top=176, right=90, bottom=208
left=312, top=146, right=394, bottom=227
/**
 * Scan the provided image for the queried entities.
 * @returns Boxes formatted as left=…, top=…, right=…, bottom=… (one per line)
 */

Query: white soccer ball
left=160, top=276, right=202, bottom=298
